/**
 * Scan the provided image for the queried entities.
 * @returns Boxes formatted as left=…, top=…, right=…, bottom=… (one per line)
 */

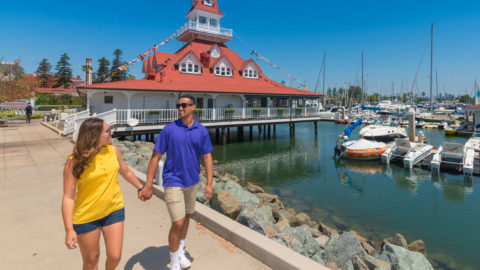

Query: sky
left=1, top=0, right=479, bottom=97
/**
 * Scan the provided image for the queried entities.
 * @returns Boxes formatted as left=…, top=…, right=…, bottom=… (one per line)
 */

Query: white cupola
left=176, top=0, right=233, bottom=43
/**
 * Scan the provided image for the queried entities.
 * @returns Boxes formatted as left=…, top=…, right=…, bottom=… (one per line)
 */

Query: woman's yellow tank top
left=70, top=145, right=124, bottom=224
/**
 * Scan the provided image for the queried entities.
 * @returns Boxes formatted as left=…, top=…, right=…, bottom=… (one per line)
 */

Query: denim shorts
left=73, top=208, right=125, bottom=235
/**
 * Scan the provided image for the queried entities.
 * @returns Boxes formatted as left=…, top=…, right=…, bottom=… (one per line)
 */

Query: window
left=215, top=65, right=232, bottom=77
left=181, top=63, right=187, bottom=72
left=196, top=98, right=204, bottom=108
left=244, top=67, right=259, bottom=79
left=199, top=16, right=207, bottom=25
left=104, top=96, right=113, bottom=104
left=210, top=18, right=217, bottom=27
left=203, top=0, right=213, bottom=6
left=180, top=61, right=201, bottom=74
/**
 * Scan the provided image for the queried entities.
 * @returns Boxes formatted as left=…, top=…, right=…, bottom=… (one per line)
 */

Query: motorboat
left=415, top=121, right=425, bottom=128
left=444, top=127, right=457, bottom=135
left=382, top=137, right=433, bottom=169
left=334, top=118, right=388, bottom=160
left=437, top=121, right=448, bottom=130
left=359, top=125, right=407, bottom=143
left=431, top=142, right=475, bottom=178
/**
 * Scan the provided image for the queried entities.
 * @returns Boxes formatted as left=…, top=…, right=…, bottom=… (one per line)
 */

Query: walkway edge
left=41, top=121, right=63, bottom=135
left=130, top=167, right=328, bottom=270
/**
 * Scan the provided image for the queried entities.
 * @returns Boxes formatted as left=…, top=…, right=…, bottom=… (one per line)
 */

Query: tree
left=36, top=58, right=52, bottom=87
left=128, top=74, right=136, bottom=80
left=94, top=57, right=110, bottom=83
left=458, top=94, right=473, bottom=104
left=54, top=53, right=73, bottom=88
left=110, top=49, right=127, bottom=82
left=0, top=60, right=37, bottom=102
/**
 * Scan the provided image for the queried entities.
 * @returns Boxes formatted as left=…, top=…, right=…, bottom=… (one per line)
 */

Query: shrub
left=225, top=108, right=235, bottom=113
left=253, top=108, right=261, bottom=113
left=277, top=108, right=285, bottom=113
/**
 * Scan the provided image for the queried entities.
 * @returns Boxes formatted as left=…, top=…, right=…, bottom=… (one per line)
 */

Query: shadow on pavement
left=124, top=246, right=194, bottom=270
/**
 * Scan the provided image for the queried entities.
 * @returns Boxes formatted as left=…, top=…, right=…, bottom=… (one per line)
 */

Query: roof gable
left=212, top=55, right=235, bottom=70
left=187, top=0, right=223, bottom=16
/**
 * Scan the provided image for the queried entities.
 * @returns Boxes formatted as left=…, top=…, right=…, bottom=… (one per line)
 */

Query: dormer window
left=203, top=0, right=213, bottom=6
left=243, top=68, right=258, bottom=79
left=180, top=63, right=201, bottom=74
left=215, top=66, right=232, bottom=76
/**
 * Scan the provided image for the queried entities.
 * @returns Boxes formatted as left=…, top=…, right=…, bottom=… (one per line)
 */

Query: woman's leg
left=77, top=228, right=101, bottom=270
left=102, top=221, right=124, bottom=270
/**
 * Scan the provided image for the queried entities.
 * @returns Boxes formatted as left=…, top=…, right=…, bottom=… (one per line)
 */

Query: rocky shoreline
left=114, top=139, right=435, bottom=270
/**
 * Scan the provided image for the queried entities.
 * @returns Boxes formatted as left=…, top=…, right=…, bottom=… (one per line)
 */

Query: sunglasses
left=176, top=103, right=194, bottom=109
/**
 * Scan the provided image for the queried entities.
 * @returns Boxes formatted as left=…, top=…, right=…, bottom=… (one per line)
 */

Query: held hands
left=65, top=229, right=77, bottom=249
left=204, top=185, right=213, bottom=201
left=138, top=185, right=153, bottom=201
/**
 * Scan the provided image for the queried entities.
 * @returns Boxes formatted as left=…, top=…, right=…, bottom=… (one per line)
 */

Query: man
left=140, top=95, right=213, bottom=270
left=25, top=102, right=33, bottom=123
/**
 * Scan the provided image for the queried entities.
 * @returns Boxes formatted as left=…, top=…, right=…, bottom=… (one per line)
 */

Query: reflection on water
left=211, top=122, right=479, bottom=270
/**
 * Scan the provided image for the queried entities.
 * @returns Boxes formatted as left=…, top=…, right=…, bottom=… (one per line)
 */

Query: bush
left=253, top=108, right=261, bottom=113
left=277, top=108, right=285, bottom=113
left=225, top=108, right=235, bottom=113
left=296, top=108, right=303, bottom=112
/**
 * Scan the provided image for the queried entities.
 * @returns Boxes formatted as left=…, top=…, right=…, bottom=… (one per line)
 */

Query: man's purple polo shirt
left=153, top=119, right=213, bottom=188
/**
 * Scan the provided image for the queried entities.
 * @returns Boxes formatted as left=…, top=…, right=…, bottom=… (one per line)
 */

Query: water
left=209, top=122, right=479, bottom=270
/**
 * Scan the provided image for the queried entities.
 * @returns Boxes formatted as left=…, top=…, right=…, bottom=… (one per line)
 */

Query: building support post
left=216, top=128, right=220, bottom=143
left=249, top=125, right=253, bottom=140
left=222, top=128, right=227, bottom=145
left=314, top=121, right=318, bottom=135
left=258, top=125, right=262, bottom=140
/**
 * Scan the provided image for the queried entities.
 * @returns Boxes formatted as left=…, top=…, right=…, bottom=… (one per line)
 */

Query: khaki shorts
left=164, top=184, right=198, bottom=222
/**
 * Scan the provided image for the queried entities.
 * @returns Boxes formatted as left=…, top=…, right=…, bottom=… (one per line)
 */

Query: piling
left=408, top=109, right=415, bottom=142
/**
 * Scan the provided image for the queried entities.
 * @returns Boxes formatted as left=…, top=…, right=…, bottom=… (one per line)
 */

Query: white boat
left=337, top=139, right=388, bottom=160
left=382, top=138, right=433, bottom=169
left=415, top=121, right=425, bottom=128
left=431, top=142, right=475, bottom=178
left=359, top=125, right=407, bottom=142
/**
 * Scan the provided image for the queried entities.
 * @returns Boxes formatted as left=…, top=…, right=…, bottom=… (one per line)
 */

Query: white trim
left=243, top=62, right=259, bottom=79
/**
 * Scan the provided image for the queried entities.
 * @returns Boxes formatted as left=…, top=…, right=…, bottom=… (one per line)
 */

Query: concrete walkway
left=0, top=120, right=269, bottom=270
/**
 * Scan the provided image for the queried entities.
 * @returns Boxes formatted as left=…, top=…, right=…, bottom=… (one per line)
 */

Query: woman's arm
left=113, top=145, right=144, bottom=191
left=61, top=159, right=77, bottom=249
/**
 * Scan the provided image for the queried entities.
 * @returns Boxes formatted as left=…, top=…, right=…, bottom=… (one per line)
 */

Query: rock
left=363, top=254, right=391, bottom=270
left=380, top=243, right=433, bottom=270
left=310, top=226, right=323, bottom=238
left=407, top=240, right=427, bottom=257
left=383, top=233, right=408, bottom=249
left=196, top=185, right=206, bottom=203
left=352, top=255, right=369, bottom=270
left=343, top=260, right=354, bottom=270
left=115, top=144, right=130, bottom=154
left=293, top=246, right=309, bottom=257
left=245, top=182, right=265, bottom=193
left=316, top=235, right=330, bottom=247
left=213, top=170, right=221, bottom=178
left=199, top=174, right=207, bottom=185
left=310, top=251, right=325, bottom=264
left=276, top=228, right=303, bottom=249
left=318, top=221, right=339, bottom=237
left=274, top=219, right=291, bottom=232
left=292, top=225, right=322, bottom=256
left=224, top=173, right=240, bottom=183
left=236, top=201, right=268, bottom=235
left=304, top=237, right=323, bottom=256
left=255, top=192, right=279, bottom=203
left=213, top=181, right=225, bottom=192
left=211, top=190, right=242, bottom=219
left=325, top=261, right=338, bottom=270
left=271, top=237, right=286, bottom=246
left=223, top=180, right=259, bottom=205
left=272, top=208, right=294, bottom=222
left=351, top=230, right=377, bottom=256
left=289, top=212, right=311, bottom=227
left=258, top=205, right=275, bottom=225
left=142, top=142, right=155, bottom=150
left=122, top=152, right=140, bottom=165
left=324, top=232, right=367, bottom=267
left=135, top=159, right=149, bottom=173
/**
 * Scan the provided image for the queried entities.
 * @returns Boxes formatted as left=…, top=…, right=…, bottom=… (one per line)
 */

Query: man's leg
left=169, top=217, right=185, bottom=252
left=165, top=187, right=186, bottom=269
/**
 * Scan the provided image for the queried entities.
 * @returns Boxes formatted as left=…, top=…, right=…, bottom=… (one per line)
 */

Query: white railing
left=177, top=21, right=233, bottom=38
left=64, top=107, right=321, bottom=137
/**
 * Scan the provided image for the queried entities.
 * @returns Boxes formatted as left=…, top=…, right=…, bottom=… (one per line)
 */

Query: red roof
left=187, top=0, right=223, bottom=16
left=465, top=104, right=480, bottom=110
left=78, top=40, right=320, bottom=97
left=33, top=87, right=78, bottom=94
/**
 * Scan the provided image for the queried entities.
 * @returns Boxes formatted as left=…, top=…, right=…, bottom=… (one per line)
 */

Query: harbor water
left=210, top=122, right=478, bottom=270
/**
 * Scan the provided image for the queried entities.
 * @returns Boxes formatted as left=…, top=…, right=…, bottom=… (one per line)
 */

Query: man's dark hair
left=178, top=95, right=195, bottom=105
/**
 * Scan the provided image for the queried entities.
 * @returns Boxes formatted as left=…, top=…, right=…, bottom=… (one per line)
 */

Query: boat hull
left=344, top=146, right=387, bottom=160
left=361, top=134, right=407, bottom=143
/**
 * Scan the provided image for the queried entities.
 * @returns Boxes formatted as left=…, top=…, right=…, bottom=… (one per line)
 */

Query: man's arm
left=139, top=151, right=162, bottom=200
left=203, top=153, right=213, bottom=201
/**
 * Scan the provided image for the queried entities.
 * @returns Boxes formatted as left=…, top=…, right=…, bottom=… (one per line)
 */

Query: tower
left=176, top=0, right=232, bottom=43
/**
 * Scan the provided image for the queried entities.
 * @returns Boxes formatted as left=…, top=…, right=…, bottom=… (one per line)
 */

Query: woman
left=61, top=118, right=144, bottom=270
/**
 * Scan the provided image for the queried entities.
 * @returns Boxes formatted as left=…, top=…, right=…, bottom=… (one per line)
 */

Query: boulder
left=407, top=240, right=427, bottom=257
left=213, top=170, right=221, bottom=178
left=122, top=152, right=140, bottom=165
left=211, top=190, right=242, bottom=219
left=255, top=192, right=279, bottom=203
left=292, top=225, right=322, bottom=256
left=363, top=254, right=391, bottom=270
left=351, top=230, right=377, bottom=256
left=245, top=182, right=265, bottom=193
left=236, top=201, right=268, bottom=235
left=275, top=228, right=303, bottom=249
left=292, top=246, right=309, bottom=257
left=310, top=251, right=325, bottom=264
left=271, top=237, right=286, bottom=246
left=310, top=226, right=323, bottom=238
left=222, top=173, right=240, bottom=183
left=258, top=205, right=275, bottom=225
left=213, top=181, right=225, bottom=192
left=289, top=212, right=311, bottom=227
left=352, top=255, right=369, bottom=270
left=316, top=235, right=330, bottom=247
left=274, top=219, right=290, bottom=232
left=272, top=208, right=294, bottom=222
left=325, top=261, right=338, bottom=270
left=383, top=233, right=408, bottom=249
left=318, top=221, right=339, bottom=237
left=324, top=232, right=367, bottom=267
left=135, top=159, right=150, bottom=173
left=115, top=144, right=130, bottom=154
left=223, top=180, right=259, bottom=205
left=343, top=260, right=354, bottom=270
left=380, top=243, right=433, bottom=270
left=196, top=185, right=206, bottom=203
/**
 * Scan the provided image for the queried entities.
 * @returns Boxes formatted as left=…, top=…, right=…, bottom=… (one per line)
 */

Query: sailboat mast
left=429, top=23, right=434, bottom=112
left=361, top=51, right=364, bottom=105
left=323, top=51, right=326, bottom=107
left=436, top=71, right=439, bottom=102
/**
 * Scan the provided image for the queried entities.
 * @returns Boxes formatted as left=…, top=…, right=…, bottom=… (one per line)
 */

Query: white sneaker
left=179, top=252, right=191, bottom=269
left=169, top=263, right=180, bottom=270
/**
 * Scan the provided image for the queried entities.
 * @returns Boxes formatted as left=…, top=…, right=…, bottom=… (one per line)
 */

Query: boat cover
left=344, top=118, right=363, bottom=138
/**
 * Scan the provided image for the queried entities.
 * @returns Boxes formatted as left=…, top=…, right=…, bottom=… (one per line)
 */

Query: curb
left=130, top=167, right=328, bottom=270
left=41, top=121, right=63, bottom=135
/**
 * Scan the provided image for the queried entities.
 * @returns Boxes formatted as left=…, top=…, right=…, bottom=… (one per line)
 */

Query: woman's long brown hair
left=72, top=118, right=105, bottom=179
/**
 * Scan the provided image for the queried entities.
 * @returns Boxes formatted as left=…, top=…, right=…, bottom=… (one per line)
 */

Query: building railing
left=63, top=107, right=321, bottom=137
left=176, top=21, right=233, bottom=38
